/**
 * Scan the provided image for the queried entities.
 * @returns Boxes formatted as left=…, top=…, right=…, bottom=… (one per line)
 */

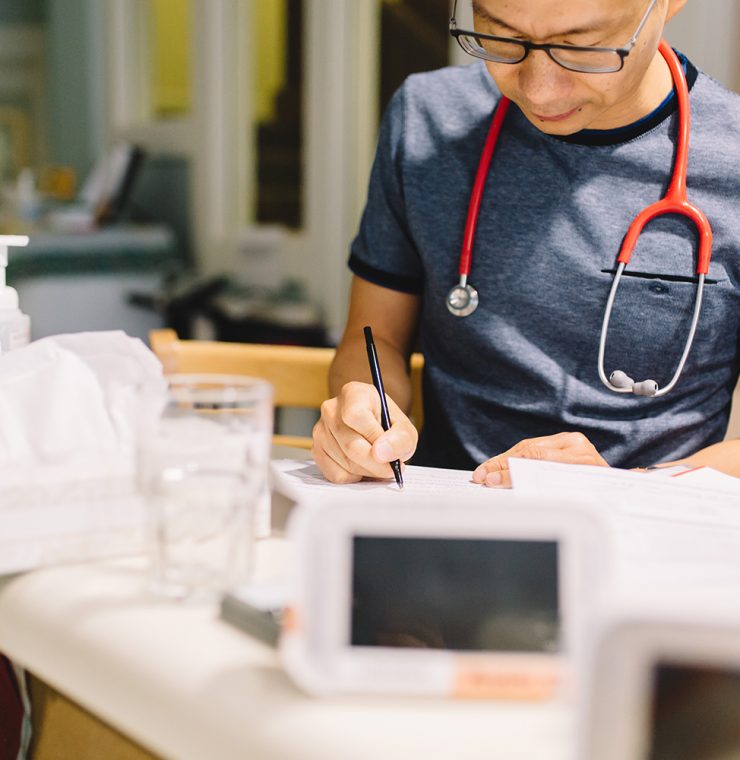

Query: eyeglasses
left=449, top=0, right=657, bottom=74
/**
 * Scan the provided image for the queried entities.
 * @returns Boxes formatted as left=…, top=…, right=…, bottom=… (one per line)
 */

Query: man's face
left=472, top=0, right=669, bottom=134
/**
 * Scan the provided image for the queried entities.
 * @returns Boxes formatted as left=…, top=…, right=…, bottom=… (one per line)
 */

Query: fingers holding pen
left=341, top=388, right=416, bottom=461
left=312, top=392, right=378, bottom=482
left=339, top=382, right=417, bottom=467
left=311, top=411, right=364, bottom=484
left=312, top=382, right=418, bottom=483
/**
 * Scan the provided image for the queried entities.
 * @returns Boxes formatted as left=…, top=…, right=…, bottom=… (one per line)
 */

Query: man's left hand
left=472, top=432, right=609, bottom=488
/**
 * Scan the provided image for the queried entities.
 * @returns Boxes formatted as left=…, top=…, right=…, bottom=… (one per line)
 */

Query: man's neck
left=586, top=49, right=674, bottom=131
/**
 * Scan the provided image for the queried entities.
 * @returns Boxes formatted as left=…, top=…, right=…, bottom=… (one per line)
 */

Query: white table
left=0, top=532, right=573, bottom=760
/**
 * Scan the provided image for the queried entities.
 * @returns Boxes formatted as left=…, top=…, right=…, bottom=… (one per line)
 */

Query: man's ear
left=665, top=0, right=689, bottom=24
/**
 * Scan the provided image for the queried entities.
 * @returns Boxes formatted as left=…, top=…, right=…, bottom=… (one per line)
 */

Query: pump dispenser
left=0, top=235, right=31, bottom=353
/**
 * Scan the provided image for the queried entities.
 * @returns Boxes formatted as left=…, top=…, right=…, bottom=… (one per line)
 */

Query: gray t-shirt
left=349, top=57, right=740, bottom=470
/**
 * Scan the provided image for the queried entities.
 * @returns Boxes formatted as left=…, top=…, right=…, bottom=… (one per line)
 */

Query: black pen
left=363, top=326, right=404, bottom=490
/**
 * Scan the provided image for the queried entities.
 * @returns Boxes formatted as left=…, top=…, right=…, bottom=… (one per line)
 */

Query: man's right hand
left=312, top=380, right=418, bottom=484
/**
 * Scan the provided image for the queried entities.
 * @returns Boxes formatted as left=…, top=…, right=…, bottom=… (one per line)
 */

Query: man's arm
left=313, top=276, right=421, bottom=483
left=329, top=276, right=420, bottom=410
left=671, top=439, right=740, bottom=477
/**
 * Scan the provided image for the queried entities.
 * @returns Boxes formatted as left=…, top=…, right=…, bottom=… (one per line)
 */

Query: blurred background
left=0, top=0, right=738, bottom=346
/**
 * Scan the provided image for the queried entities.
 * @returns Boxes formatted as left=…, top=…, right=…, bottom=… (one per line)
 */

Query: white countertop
left=0, top=537, right=573, bottom=760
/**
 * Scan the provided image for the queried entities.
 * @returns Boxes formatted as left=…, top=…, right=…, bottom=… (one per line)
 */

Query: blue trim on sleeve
left=348, top=253, right=424, bottom=295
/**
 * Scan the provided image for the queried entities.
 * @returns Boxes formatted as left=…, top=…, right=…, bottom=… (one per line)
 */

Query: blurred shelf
left=7, top=225, right=179, bottom=282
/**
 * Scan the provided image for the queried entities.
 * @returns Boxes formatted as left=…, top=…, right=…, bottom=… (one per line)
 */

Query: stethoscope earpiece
left=633, top=380, right=659, bottom=397
left=608, top=371, right=659, bottom=397
left=609, top=370, right=634, bottom=389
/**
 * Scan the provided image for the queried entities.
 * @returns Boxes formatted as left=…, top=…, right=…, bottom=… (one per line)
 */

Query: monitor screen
left=648, top=661, right=740, bottom=760
left=350, top=536, right=559, bottom=652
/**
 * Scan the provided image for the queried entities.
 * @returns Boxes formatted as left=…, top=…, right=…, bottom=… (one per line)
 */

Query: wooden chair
left=149, top=329, right=424, bottom=449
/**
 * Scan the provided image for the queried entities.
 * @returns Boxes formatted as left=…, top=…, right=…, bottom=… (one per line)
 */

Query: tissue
left=0, top=331, right=166, bottom=494
left=0, top=332, right=167, bottom=573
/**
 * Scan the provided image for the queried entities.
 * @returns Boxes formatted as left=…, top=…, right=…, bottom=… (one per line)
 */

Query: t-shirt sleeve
left=348, top=84, right=424, bottom=295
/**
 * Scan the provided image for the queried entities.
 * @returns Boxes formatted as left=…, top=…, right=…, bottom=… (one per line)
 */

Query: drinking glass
left=138, top=374, right=273, bottom=601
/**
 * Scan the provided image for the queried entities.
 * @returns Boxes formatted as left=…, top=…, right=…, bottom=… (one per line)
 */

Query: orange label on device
left=281, top=606, right=301, bottom=634
left=453, top=658, right=560, bottom=700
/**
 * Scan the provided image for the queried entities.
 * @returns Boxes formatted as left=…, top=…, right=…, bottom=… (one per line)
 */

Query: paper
left=508, top=458, right=740, bottom=590
left=271, top=459, right=487, bottom=501
left=509, top=459, right=740, bottom=526
left=668, top=465, right=740, bottom=491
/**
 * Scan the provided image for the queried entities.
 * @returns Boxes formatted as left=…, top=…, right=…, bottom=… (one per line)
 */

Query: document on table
left=272, top=457, right=740, bottom=589
left=508, top=458, right=740, bottom=590
left=509, top=458, right=740, bottom=525
left=271, top=459, right=484, bottom=501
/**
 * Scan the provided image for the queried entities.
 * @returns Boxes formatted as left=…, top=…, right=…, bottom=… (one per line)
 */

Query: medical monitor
left=648, top=660, right=740, bottom=760
left=581, top=612, right=740, bottom=760
left=281, top=495, right=605, bottom=698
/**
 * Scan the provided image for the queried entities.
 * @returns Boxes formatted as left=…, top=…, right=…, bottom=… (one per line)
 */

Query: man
left=312, top=0, right=740, bottom=485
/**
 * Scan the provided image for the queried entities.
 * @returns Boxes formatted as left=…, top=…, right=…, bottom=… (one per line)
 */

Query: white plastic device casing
left=579, top=600, right=740, bottom=760
left=0, top=235, right=31, bottom=353
left=281, top=494, right=611, bottom=700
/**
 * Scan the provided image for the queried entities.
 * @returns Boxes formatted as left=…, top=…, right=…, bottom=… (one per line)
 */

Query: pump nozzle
left=0, top=235, right=29, bottom=289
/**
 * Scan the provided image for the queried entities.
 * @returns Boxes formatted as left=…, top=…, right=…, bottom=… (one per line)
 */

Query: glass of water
left=138, top=374, right=273, bottom=601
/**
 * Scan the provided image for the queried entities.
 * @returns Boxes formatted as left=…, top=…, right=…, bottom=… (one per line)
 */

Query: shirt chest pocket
left=599, top=269, right=733, bottom=388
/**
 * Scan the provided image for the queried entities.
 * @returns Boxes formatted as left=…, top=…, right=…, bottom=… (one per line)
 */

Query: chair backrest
left=149, top=329, right=425, bottom=449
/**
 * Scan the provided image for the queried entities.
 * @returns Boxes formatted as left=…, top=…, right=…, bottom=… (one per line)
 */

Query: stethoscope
left=447, top=41, right=713, bottom=398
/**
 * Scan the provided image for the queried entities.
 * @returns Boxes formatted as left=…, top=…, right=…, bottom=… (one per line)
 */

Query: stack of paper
left=272, top=457, right=740, bottom=598
left=508, top=458, right=740, bottom=594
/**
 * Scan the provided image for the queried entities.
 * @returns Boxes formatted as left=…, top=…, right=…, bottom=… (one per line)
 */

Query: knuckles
left=319, top=398, right=336, bottom=419
left=345, top=436, right=372, bottom=465
left=326, top=469, right=363, bottom=485
left=564, top=431, right=590, bottom=449
left=521, top=443, right=545, bottom=461
left=340, top=380, right=372, bottom=402
left=556, top=431, right=591, bottom=450
left=311, top=419, right=324, bottom=440
left=341, top=403, right=367, bottom=431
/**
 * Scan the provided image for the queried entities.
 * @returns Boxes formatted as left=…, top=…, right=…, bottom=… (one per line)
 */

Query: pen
left=363, top=326, right=404, bottom=490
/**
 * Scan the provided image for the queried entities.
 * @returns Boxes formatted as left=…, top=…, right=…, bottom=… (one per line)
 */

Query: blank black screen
left=350, top=536, right=559, bottom=652
left=648, top=661, right=740, bottom=760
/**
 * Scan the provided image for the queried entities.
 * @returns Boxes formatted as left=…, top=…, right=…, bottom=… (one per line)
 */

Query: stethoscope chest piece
left=446, top=282, right=479, bottom=317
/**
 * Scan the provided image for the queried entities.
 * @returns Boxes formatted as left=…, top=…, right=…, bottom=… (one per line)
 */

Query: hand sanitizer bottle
left=0, top=235, right=31, bottom=354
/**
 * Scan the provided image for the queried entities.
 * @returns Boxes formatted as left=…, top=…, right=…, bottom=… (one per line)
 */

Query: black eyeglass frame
left=449, top=0, right=658, bottom=74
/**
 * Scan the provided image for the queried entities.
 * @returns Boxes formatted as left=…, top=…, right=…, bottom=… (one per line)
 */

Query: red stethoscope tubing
left=618, top=40, right=713, bottom=274
left=458, top=97, right=511, bottom=278
left=457, top=40, right=713, bottom=279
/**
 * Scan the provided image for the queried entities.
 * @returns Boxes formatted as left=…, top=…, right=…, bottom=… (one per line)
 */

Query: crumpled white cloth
left=0, top=331, right=166, bottom=496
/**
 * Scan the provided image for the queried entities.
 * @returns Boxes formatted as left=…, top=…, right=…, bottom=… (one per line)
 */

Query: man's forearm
left=329, top=333, right=413, bottom=414
left=669, top=439, right=740, bottom=477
